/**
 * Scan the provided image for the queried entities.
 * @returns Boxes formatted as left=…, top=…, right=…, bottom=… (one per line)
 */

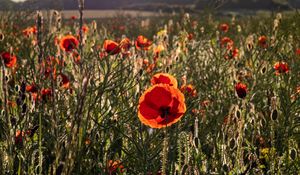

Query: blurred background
left=1, top=0, right=300, bottom=11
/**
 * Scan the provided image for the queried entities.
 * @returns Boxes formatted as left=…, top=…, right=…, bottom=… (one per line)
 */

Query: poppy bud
left=235, top=82, right=247, bottom=99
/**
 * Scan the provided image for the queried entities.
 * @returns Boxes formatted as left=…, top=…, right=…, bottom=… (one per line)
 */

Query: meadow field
left=0, top=8, right=300, bottom=175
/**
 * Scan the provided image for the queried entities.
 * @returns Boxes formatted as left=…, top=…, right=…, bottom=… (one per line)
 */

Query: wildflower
left=1, top=52, right=17, bottom=68
left=235, top=82, right=247, bottom=99
left=119, top=37, right=131, bottom=52
left=135, top=35, right=152, bottom=50
left=220, top=37, right=234, bottom=49
left=187, top=33, right=194, bottom=40
left=71, top=16, right=77, bottom=20
left=291, top=86, right=300, bottom=100
left=15, top=130, right=25, bottom=145
left=103, top=40, right=120, bottom=55
left=107, top=160, right=124, bottom=174
left=43, top=57, right=60, bottom=79
left=180, top=84, right=197, bottom=97
left=225, top=47, right=239, bottom=59
left=59, top=35, right=79, bottom=52
left=296, top=48, right=300, bottom=56
left=85, top=138, right=91, bottom=145
left=219, top=23, right=229, bottom=33
left=58, top=73, right=70, bottom=89
left=99, top=51, right=106, bottom=59
left=191, top=109, right=199, bottom=115
left=151, top=73, right=178, bottom=88
left=41, top=88, right=52, bottom=101
left=201, top=100, right=210, bottom=108
left=7, top=100, right=17, bottom=108
left=26, top=84, right=38, bottom=101
left=274, top=61, right=289, bottom=75
left=22, top=26, right=37, bottom=37
left=153, top=44, right=165, bottom=58
left=138, top=84, right=186, bottom=128
left=258, top=35, right=268, bottom=48
left=119, top=25, right=126, bottom=32
left=82, top=25, right=89, bottom=34
left=260, top=147, right=276, bottom=162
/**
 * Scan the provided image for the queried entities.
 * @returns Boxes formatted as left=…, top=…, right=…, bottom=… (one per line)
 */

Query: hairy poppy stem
left=161, top=129, right=168, bottom=175
left=37, top=11, right=43, bottom=64
left=78, top=0, right=84, bottom=72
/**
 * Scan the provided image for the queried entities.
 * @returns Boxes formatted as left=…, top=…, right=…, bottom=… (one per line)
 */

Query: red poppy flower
left=58, top=73, right=70, bottom=89
left=22, top=26, right=37, bottom=37
left=187, top=33, right=194, bottom=40
left=71, top=16, right=77, bottom=20
left=119, top=37, right=131, bottom=52
left=99, top=51, right=106, bottom=59
left=274, top=61, right=289, bottom=75
left=151, top=73, right=178, bottom=88
left=59, top=35, right=79, bottom=52
left=103, top=40, right=120, bottom=55
left=107, top=160, right=124, bottom=174
left=180, top=84, right=197, bottom=97
left=119, top=25, right=126, bottom=31
left=43, top=57, right=60, bottom=79
left=1, top=52, right=17, bottom=68
left=15, top=130, right=25, bottom=145
left=41, top=88, right=52, bottom=101
left=7, top=100, right=17, bottom=108
left=220, top=23, right=229, bottom=33
left=135, top=35, right=152, bottom=50
left=235, top=82, right=247, bottom=99
left=258, top=35, right=267, bottom=48
left=138, top=84, right=186, bottom=128
left=220, top=37, right=234, bottom=49
left=225, top=48, right=239, bottom=59
left=26, top=84, right=38, bottom=101
left=296, top=49, right=300, bottom=56
left=82, top=25, right=89, bottom=34
left=44, top=66, right=57, bottom=79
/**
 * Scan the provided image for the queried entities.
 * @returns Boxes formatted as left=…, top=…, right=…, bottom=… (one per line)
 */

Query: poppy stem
left=78, top=0, right=84, bottom=72
left=36, top=11, right=43, bottom=64
left=161, top=129, right=168, bottom=175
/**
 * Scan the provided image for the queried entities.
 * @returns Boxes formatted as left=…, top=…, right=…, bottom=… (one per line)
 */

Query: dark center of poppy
left=67, top=42, right=74, bottom=50
left=160, top=106, right=171, bottom=119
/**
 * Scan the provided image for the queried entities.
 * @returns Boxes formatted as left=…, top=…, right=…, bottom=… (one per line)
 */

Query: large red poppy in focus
left=138, top=84, right=186, bottom=128
left=60, top=35, right=79, bottom=52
